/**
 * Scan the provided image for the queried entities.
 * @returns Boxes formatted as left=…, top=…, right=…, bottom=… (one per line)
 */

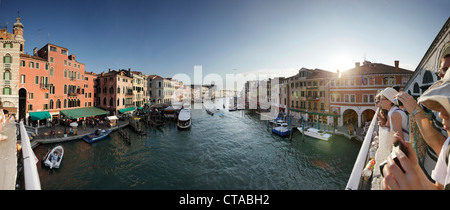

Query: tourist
left=375, top=93, right=389, bottom=127
left=0, top=100, right=7, bottom=141
left=380, top=87, right=409, bottom=142
left=382, top=70, right=450, bottom=190
left=395, top=54, right=450, bottom=156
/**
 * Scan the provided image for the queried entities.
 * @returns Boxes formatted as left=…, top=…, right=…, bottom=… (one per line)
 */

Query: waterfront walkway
left=29, top=120, right=129, bottom=149
left=0, top=123, right=18, bottom=190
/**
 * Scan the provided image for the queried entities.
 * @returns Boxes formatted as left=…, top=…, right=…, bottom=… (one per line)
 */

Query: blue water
left=34, top=101, right=361, bottom=190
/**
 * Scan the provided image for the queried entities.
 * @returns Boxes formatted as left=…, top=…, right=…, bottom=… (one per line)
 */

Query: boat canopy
left=178, top=109, right=190, bottom=121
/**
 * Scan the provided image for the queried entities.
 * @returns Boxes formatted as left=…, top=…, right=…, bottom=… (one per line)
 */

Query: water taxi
left=297, top=127, right=332, bottom=141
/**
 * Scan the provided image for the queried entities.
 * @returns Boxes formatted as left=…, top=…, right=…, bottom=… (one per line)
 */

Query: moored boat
left=297, top=127, right=332, bottom=141
left=83, top=129, right=112, bottom=143
left=272, top=121, right=292, bottom=137
left=177, top=108, right=191, bottom=129
left=43, top=145, right=64, bottom=169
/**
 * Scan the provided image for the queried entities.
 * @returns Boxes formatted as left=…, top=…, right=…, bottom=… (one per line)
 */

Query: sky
left=0, top=0, right=449, bottom=85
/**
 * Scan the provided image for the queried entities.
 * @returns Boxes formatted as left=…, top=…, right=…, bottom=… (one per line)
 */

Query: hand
left=395, top=91, right=417, bottom=113
left=382, top=132, right=427, bottom=190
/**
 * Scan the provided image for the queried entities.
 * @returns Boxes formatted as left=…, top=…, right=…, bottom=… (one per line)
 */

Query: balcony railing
left=4, top=63, right=11, bottom=69
left=68, top=92, right=78, bottom=96
left=39, top=83, right=49, bottom=89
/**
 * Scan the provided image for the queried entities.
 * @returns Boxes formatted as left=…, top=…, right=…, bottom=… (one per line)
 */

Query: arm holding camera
left=396, top=91, right=447, bottom=156
left=382, top=131, right=443, bottom=190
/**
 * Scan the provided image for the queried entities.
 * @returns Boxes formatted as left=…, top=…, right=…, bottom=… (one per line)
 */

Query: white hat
left=418, top=71, right=450, bottom=113
left=381, top=87, right=398, bottom=103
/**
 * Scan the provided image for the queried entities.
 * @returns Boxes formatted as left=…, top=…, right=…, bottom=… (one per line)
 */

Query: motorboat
left=177, top=108, right=191, bottom=129
left=297, top=127, right=332, bottom=141
left=43, top=145, right=64, bottom=169
left=272, top=121, right=292, bottom=137
left=83, top=129, right=112, bottom=143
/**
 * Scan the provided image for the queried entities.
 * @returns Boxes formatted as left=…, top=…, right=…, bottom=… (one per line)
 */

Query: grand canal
left=33, top=99, right=361, bottom=190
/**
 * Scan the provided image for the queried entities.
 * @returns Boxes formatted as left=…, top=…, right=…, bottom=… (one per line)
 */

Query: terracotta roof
left=341, top=61, right=413, bottom=76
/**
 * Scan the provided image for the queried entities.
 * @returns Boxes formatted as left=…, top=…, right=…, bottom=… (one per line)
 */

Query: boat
left=297, top=127, right=332, bottom=141
left=177, top=108, right=191, bottom=129
left=272, top=121, right=292, bottom=137
left=43, top=146, right=64, bottom=169
left=206, top=109, right=214, bottom=116
left=83, top=129, right=112, bottom=143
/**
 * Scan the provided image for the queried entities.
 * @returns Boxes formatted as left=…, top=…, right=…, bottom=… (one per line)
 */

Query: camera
left=379, top=141, right=406, bottom=177
left=393, top=97, right=403, bottom=107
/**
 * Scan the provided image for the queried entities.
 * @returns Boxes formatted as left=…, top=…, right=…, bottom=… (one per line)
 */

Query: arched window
left=3, top=53, right=12, bottom=63
left=64, top=99, right=67, bottom=108
left=77, top=99, right=80, bottom=107
left=103, top=97, right=106, bottom=105
left=56, top=99, right=61, bottom=109
left=110, top=98, right=113, bottom=106
left=118, top=86, right=120, bottom=93
left=423, top=70, right=434, bottom=84
left=413, top=83, right=420, bottom=94
left=64, top=85, right=67, bottom=94
left=49, top=99, right=54, bottom=109
left=3, top=70, right=11, bottom=80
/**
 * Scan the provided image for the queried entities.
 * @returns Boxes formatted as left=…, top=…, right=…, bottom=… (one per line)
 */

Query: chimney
left=394, top=60, right=399, bottom=72
left=33, top=47, right=38, bottom=56
left=355, top=62, right=360, bottom=68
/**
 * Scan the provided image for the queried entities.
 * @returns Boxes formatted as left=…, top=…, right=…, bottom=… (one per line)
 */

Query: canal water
left=34, top=100, right=361, bottom=190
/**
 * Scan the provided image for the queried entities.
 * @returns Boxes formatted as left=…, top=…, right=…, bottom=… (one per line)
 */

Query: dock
left=0, top=123, right=18, bottom=190
left=30, top=121, right=129, bottom=149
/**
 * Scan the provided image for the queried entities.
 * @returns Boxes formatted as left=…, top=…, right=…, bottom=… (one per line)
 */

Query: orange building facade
left=329, top=60, right=413, bottom=127
left=19, top=43, right=96, bottom=125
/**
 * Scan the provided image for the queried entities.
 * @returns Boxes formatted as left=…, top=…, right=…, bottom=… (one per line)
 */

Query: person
left=395, top=54, right=450, bottom=156
left=0, top=100, right=7, bottom=141
left=380, top=87, right=409, bottom=142
left=382, top=70, right=450, bottom=190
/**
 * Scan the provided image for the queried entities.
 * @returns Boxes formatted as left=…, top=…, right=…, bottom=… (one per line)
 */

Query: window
left=21, top=60, right=25, bottom=67
left=49, top=57, right=54, bottom=63
left=3, top=43, right=12, bottom=48
left=56, top=99, right=61, bottom=109
left=28, top=93, right=33, bottom=99
left=21, top=75, right=25, bottom=83
left=50, top=46, right=57, bottom=52
left=3, top=54, right=12, bottom=63
left=64, top=99, right=67, bottom=108
left=3, top=71, right=11, bottom=80
left=29, top=61, right=34, bottom=68
left=49, top=99, right=53, bottom=109
left=35, top=76, right=39, bottom=84
left=50, top=67, right=54, bottom=76
left=61, top=49, right=68, bottom=55
left=36, top=62, right=39, bottom=69
left=3, top=87, right=11, bottom=95
left=28, top=104, right=33, bottom=111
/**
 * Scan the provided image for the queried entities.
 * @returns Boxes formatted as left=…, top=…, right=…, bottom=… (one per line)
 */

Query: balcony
left=68, top=92, right=78, bottom=97
left=4, top=63, right=11, bottom=70
left=39, top=83, right=49, bottom=89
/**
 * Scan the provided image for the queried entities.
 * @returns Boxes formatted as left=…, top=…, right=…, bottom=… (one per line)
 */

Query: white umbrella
left=70, top=122, right=79, bottom=127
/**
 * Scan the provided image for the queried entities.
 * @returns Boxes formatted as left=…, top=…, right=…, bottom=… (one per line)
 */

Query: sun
left=328, top=54, right=357, bottom=72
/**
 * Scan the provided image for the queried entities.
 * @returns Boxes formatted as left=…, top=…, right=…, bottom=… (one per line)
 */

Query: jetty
left=29, top=121, right=129, bottom=149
